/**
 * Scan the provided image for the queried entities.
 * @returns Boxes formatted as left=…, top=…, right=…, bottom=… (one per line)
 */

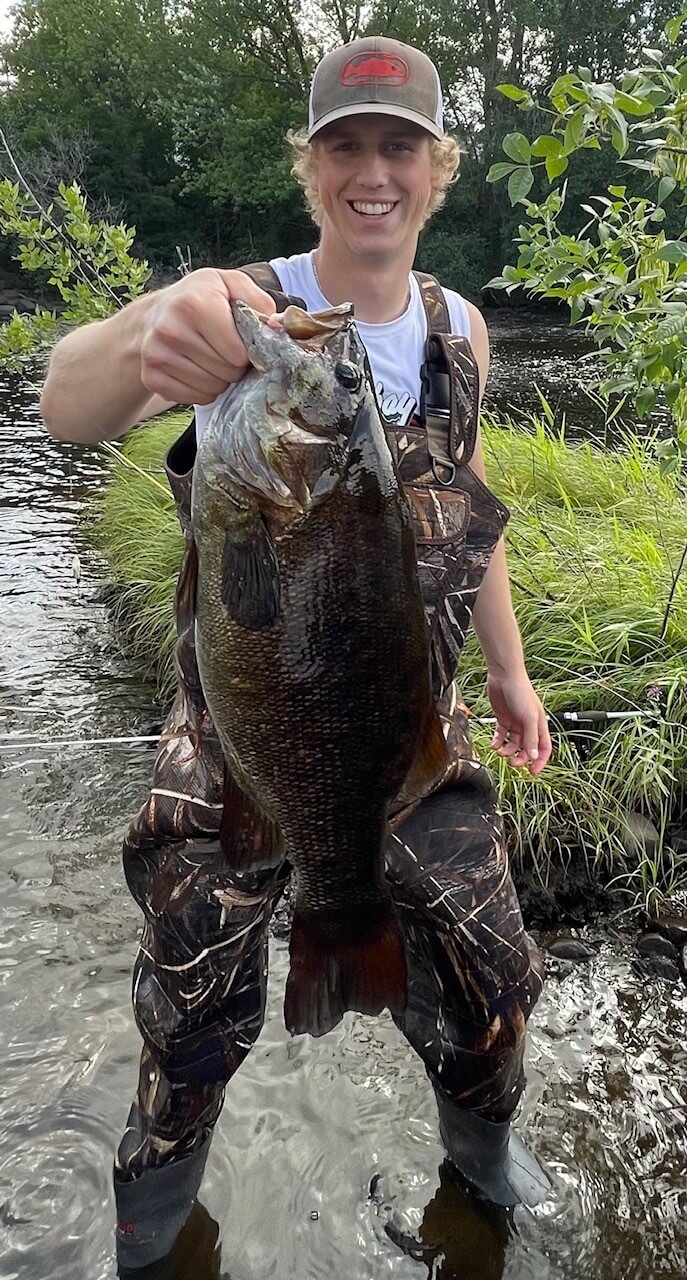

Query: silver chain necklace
left=311, top=251, right=411, bottom=316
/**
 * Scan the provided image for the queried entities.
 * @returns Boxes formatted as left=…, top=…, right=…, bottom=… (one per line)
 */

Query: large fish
left=190, top=301, right=448, bottom=1038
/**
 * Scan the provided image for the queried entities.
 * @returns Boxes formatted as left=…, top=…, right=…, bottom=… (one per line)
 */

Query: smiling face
left=313, top=115, right=434, bottom=263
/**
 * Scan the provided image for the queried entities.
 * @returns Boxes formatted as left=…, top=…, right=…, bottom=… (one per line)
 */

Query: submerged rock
left=547, top=938, right=596, bottom=961
left=636, top=933, right=679, bottom=961
left=632, top=955, right=681, bottom=982
left=654, top=913, right=687, bottom=947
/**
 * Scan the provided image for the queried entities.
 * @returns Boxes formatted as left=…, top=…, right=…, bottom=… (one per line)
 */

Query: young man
left=41, top=36, right=553, bottom=1275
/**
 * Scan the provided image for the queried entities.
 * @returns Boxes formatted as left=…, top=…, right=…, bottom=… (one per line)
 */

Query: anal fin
left=220, top=768, right=285, bottom=871
left=284, top=909, right=407, bottom=1038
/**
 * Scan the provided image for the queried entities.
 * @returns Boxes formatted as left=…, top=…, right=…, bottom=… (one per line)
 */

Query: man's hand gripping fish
left=190, top=301, right=449, bottom=1039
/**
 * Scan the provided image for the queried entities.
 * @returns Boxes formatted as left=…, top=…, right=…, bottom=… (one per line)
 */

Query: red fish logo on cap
left=341, top=52, right=409, bottom=87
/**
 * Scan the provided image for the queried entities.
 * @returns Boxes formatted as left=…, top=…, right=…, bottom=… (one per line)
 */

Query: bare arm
left=465, top=301, right=551, bottom=774
left=464, top=301, right=525, bottom=679
left=40, top=268, right=277, bottom=443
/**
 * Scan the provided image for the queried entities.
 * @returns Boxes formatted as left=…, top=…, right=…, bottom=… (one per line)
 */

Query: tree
left=487, top=9, right=687, bottom=466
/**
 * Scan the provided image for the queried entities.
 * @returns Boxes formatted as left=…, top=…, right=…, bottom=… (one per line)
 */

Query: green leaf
left=531, top=135, right=563, bottom=158
left=502, top=132, right=532, bottom=163
left=615, top=91, right=653, bottom=116
left=564, top=106, right=587, bottom=151
left=657, top=309, right=687, bottom=340
left=665, top=15, right=686, bottom=43
left=658, top=176, right=677, bottom=204
left=546, top=154, right=569, bottom=181
left=487, top=162, right=519, bottom=183
left=550, top=73, right=579, bottom=99
left=635, top=387, right=656, bottom=417
left=507, top=166, right=535, bottom=205
left=655, top=241, right=687, bottom=263
left=496, top=84, right=532, bottom=105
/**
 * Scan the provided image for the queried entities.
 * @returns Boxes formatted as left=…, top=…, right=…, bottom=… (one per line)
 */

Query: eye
left=334, top=360, right=362, bottom=391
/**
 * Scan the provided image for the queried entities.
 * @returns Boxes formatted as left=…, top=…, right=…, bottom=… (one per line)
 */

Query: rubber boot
left=115, top=1138, right=211, bottom=1273
left=433, top=1084, right=552, bottom=1209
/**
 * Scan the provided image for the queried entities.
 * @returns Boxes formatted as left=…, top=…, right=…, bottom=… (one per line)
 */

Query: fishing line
left=0, top=710, right=664, bottom=752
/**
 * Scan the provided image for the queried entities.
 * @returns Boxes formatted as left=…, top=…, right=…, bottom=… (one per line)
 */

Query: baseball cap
left=307, top=37, right=444, bottom=142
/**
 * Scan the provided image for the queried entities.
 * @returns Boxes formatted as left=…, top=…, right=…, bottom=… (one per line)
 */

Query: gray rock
left=632, top=955, right=680, bottom=982
left=636, top=933, right=679, bottom=960
left=655, top=913, right=687, bottom=947
left=547, top=938, right=596, bottom=961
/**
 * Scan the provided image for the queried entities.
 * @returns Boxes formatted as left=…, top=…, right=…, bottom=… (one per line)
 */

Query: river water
left=1, top=315, right=686, bottom=1279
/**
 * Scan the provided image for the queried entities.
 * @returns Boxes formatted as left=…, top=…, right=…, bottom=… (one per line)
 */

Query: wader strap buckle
left=420, top=357, right=456, bottom=485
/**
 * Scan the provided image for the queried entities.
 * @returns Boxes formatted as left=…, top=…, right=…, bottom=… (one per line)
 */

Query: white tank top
left=194, top=251, right=471, bottom=437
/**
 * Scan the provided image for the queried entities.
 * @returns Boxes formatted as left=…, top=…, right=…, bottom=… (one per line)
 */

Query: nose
left=355, top=150, right=390, bottom=190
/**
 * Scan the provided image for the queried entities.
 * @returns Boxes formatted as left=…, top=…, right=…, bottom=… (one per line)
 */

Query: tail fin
left=284, top=909, right=407, bottom=1038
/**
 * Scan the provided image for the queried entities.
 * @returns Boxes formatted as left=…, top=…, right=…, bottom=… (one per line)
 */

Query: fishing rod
left=0, top=709, right=664, bottom=752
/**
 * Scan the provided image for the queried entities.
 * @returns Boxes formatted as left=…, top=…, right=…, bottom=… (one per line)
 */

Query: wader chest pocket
left=406, top=483, right=471, bottom=617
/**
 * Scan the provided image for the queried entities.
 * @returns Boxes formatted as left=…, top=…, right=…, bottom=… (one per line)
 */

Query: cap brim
left=307, top=102, right=444, bottom=141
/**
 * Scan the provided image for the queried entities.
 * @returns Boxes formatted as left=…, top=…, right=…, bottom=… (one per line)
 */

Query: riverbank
left=93, top=409, right=687, bottom=913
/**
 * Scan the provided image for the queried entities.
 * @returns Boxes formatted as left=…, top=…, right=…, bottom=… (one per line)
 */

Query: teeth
left=352, top=201, right=395, bottom=216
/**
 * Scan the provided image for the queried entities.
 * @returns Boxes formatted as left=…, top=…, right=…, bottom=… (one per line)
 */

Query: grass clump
left=92, top=413, right=188, bottom=688
left=93, top=406, right=687, bottom=908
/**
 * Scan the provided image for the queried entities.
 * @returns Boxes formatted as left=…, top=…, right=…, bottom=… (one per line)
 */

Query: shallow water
left=1, top=334, right=686, bottom=1279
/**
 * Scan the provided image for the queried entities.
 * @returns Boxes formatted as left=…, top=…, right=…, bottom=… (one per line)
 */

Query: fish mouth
left=325, top=318, right=367, bottom=371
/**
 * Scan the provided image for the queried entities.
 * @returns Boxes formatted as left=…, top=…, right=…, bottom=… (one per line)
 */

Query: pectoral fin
left=221, top=513, right=280, bottom=630
left=403, top=706, right=450, bottom=796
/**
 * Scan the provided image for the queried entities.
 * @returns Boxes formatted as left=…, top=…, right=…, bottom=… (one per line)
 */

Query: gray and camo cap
left=308, top=37, right=444, bottom=141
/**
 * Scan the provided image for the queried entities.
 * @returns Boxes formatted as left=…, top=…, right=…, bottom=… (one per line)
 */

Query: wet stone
left=655, top=913, right=687, bottom=947
left=637, top=933, right=679, bottom=961
left=547, top=938, right=596, bottom=961
left=632, top=956, right=681, bottom=982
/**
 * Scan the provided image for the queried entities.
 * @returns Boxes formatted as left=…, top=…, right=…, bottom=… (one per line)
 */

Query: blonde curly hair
left=287, top=128, right=461, bottom=229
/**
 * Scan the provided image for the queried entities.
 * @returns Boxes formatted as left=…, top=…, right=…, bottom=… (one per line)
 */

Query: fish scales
left=192, top=301, right=448, bottom=1037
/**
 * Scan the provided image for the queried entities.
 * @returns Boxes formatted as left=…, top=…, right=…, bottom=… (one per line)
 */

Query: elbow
left=40, top=384, right=78, bottom=442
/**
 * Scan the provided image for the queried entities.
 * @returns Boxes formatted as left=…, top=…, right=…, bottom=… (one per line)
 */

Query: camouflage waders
left=114, top=268, right=546, bottom=1267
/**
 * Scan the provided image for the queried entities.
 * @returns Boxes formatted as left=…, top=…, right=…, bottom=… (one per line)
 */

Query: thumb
left=215, top=268, right=277, bottom=317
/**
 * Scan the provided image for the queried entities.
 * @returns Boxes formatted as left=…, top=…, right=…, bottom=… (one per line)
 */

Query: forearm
left=40, top=291, right=159, bottom=443
left=471, top=537, right=526, bottom=677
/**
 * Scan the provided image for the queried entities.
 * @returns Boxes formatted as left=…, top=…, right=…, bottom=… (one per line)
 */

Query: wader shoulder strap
left=240, top=260, right=306, bottom=312
left=413, top=269, right=480, bottom=472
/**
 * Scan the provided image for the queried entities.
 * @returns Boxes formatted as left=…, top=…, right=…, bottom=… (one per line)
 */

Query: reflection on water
left=1, top=340, right=686, bottom=1279
left=484, top=307, right=671, bottom=441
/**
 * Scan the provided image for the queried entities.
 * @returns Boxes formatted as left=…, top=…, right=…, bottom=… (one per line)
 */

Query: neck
left=313, top=227, right=418, bottom=323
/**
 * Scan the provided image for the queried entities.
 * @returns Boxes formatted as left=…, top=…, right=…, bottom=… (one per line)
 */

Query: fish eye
left=334, top=360, right=362, bottom=391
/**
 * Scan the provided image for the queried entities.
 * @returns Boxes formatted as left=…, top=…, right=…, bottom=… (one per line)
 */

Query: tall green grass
left=93, top=406, right=687, bottom=908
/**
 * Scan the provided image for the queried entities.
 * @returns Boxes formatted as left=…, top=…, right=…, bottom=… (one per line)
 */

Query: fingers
left=529, top=708, right=553, bottom=776
left=215, top=268, right=277, bottom=318
left=492, top=712, right=552, bottom=775
left=140, top=267, right=277, bottom=404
